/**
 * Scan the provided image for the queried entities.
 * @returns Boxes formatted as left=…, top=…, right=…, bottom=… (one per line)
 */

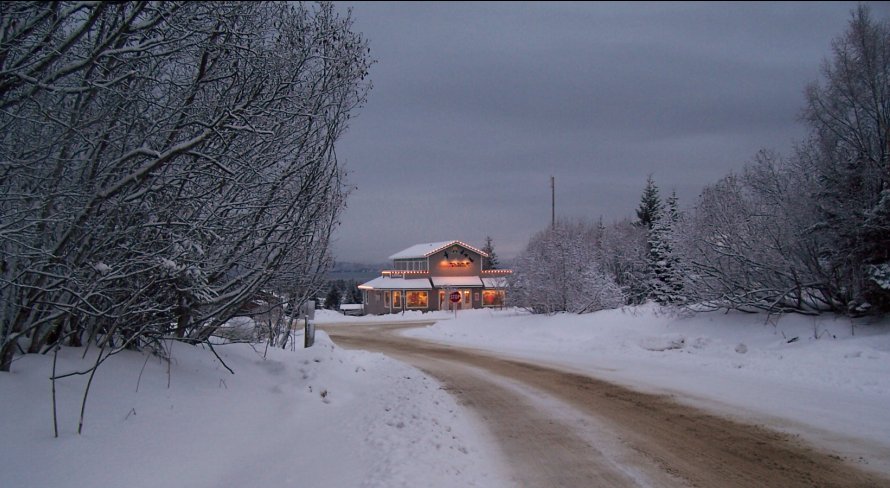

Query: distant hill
left=327, top=261, right=386, bottom=282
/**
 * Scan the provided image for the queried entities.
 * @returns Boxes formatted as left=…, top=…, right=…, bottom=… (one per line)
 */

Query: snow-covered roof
left=388, top=240, right=488, bottom=260
left=431, top=276, right=484, bottom=288
left=358, top=276, right=432, bottom=290
left=481, top=277, right=508, bottom=288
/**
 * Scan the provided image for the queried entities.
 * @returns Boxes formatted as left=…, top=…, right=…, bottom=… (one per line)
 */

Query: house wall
left=363, top=290, right=386, bottom=315
left=363, top=289, right=435, bottom=315
left=428, top=244, right=483, bottom=278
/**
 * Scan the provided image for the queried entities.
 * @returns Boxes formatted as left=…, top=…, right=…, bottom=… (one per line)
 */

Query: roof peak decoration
left=388, top=240, right=488, bottom=260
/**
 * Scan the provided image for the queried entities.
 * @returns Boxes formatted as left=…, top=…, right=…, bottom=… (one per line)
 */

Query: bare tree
left=801, top=4, right=890, bottom=312
left=509, top=221, right=624, bottom=314
left=0, top=2, right=372, bottom=371
left=670, top=6, right=890, bottom=316
left=679, top=151, right=835, bottom=314
left=599, top=218, right=648, bottom=305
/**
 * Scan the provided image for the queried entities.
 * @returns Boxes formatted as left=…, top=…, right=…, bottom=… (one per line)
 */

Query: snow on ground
left=6, top=305, right=889, bottom=486
left=0, top=329, right=510, bottom=488
left=403, top=304, right=890, bottom=473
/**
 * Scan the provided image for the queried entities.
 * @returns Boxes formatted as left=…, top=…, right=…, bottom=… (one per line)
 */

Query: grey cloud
left=332, top=1, right=890, bottom=263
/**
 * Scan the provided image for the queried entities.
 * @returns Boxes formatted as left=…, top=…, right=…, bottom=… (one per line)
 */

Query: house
left=358, top=240, right=511, bottom=315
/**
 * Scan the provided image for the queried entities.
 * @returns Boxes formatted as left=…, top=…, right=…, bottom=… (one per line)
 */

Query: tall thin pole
left=550, top=175, right=555, bottom=229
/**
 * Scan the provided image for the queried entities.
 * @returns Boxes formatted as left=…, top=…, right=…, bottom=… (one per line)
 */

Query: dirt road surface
left=321, top=321, right=889, bottom=487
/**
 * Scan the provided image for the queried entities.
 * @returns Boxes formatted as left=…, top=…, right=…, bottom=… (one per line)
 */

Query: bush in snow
left=509, top=221, right=625, bottom=314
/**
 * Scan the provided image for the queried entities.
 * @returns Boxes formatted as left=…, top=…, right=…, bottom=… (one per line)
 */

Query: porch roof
left=358, top=276, right=432, bottom=290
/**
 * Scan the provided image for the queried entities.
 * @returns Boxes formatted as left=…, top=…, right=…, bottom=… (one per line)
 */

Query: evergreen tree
left=325, top=285, right=341, bottom=310
left=636, top=175, right=666, bottom=302
left=648, top=191, right=686, bottom=305
left=348, top=283, right=363, bottom=304
left=665, top=190, right=680, bottom=222
left=482, top=236, right=500, bottom=269
left=636, top=175, right=663, bottom=229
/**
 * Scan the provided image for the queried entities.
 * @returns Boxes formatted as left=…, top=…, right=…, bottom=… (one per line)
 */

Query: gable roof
left=388, top=240, right=488, bottom=260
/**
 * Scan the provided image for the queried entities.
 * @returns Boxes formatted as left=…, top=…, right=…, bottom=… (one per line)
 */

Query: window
left=406, top=291, right=428, bottom=308
left=384, top=291, right=390, bottom=307
left=395, top=259, right=428, bottom=271
left=462, top=290, right=470, bottom=304
left=483, top=290, right=504, bottom=307
left=393, top=290, right=402, bottom=309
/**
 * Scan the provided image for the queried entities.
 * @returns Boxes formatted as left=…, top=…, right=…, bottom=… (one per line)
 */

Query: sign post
left=449, top=291, right=461, bottom=319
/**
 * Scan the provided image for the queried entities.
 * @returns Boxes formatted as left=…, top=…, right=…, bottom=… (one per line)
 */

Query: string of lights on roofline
left=426, top=241, right=487, bottom=258
left=381, top=269, right=512, bottom=276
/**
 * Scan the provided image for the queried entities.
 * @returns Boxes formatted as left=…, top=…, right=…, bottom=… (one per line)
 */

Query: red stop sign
left=449, top=291, right=461, bottom=303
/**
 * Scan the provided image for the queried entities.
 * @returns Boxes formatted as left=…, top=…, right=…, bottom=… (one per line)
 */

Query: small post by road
left=302, top=300, right=316, bottom=348
left=304, top=317, right=315, bottom=348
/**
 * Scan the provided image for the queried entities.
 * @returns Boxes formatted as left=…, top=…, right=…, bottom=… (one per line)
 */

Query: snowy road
left=322, top=321, right=890, bottom=487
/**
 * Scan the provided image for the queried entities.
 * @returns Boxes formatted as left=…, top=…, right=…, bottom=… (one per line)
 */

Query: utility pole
left=550, top=175, right=555, bottom=229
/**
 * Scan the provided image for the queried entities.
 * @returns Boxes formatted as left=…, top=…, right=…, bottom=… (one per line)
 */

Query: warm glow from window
left=393, top=290, right=401, bottom=308
left=483, top=290, right=504, bottom=306
left=407, top=291, right=428, bottom=308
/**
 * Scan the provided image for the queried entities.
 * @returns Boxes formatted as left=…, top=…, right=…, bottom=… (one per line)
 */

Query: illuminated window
left=462, top=290, right=470, bottom=304
left=406, top=291, right=428, bottom=308
left=393, top=290, right=402, bottom=308
left=482, top=290, right=504, bottom=307
left=384, top=291, right=390, bottom=307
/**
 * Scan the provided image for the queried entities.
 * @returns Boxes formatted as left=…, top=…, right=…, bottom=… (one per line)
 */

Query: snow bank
left=0, top=331, right=509, bottom=488
left=314, top=308, right=454, bottom=323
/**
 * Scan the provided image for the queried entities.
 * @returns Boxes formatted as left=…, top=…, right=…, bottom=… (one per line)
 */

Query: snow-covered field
left=403, top=305, right=890, bottom=473
left=0, top=329, right=509, bottom=488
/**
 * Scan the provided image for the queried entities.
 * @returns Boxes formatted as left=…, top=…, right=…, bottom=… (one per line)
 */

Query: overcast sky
left=330, top=1, right=890, bottom=264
